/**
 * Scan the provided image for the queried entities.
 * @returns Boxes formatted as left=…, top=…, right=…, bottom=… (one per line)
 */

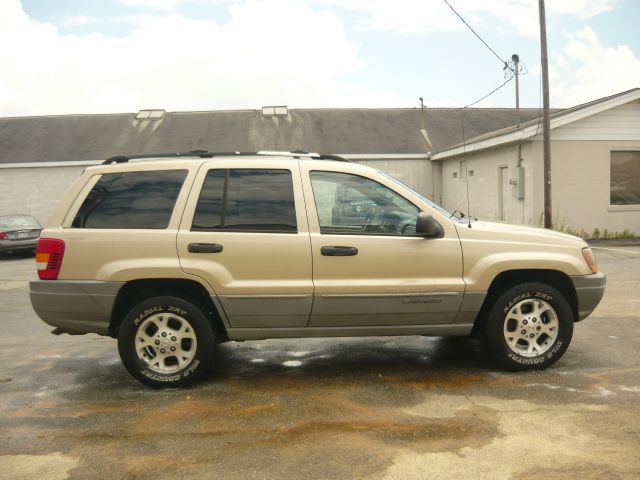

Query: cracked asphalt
left=0, top=244, right=639, bottom=479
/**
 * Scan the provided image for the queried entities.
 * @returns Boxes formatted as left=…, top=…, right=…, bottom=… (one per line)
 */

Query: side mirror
left=416, top=212, right=444, bottom=238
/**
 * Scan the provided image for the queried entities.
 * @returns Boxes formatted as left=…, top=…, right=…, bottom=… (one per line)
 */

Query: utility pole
left=512, top=54, right=520, bottom=128
left=538, top=0, right=552, bottom=229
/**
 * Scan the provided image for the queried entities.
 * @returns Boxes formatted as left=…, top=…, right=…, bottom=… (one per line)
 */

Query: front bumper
left=570, top=272, right=606, bottom=321
left=30, top=280, right=124, bottom=335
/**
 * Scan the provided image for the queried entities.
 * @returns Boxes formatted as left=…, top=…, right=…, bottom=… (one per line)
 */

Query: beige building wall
left=438, top=137, right=640, bottom=235
left=437, top=98, right=640, bottom=236
left=548, top=139, right=640, bottom=236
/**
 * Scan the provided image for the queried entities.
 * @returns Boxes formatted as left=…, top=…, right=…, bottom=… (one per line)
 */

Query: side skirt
left=226, top=324, right=474, bottom=341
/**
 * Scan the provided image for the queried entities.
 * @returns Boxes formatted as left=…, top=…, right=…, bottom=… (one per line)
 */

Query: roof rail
left=102, top=150, right=350, bottom=164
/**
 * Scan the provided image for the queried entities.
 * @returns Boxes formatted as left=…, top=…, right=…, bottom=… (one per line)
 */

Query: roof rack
left=102, top=150, right=351, bottom=165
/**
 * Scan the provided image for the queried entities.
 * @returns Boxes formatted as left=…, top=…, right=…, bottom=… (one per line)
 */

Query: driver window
left=310, top=171, right=419, bottom=235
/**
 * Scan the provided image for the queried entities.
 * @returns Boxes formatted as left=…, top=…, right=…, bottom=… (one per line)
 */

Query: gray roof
left=0, top=107, right=547, bottom=164
left=422, top=107, right=547, bottom=152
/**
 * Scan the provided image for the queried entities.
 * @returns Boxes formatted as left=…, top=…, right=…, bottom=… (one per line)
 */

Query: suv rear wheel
left=484, top=283, right=573, bottom=370
left=117, top=296, right=214, bottom=388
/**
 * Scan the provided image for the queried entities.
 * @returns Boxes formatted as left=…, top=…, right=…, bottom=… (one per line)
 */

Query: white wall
left=356, top=158, right=433, bottom=199
left=552, top=99, right=640, bottom=141
left=0, top=157, right=434, bottom=229
left=0, top=165, right=86, bottom=225
left=439, top=143, right=536, bottom=225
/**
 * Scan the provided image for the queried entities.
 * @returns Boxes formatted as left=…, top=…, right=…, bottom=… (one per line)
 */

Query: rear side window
left=72, top=170, right=187, bottom=229
left=192, top=169, right=297, bottom=233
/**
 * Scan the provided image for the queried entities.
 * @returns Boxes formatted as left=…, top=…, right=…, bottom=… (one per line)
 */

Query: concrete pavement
left=0, top=247, right=639, bottom=479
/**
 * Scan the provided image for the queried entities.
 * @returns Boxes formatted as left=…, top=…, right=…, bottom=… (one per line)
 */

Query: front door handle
left=321, top=246, right=358, bottom=256
left=188, top=243, right=223, bottom=253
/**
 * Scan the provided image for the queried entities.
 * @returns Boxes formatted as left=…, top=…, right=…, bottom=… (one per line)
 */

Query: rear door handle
left=188, top=243, right=223, bottom=253
left=321, top=246, right=358, bottom=256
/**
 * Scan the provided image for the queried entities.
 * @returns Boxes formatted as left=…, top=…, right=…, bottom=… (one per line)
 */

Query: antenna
left=459, top=110, right=472, bottom=228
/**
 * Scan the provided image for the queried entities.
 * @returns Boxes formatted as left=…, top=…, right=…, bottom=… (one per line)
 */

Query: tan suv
left=30, top=151, right=605, bottom=387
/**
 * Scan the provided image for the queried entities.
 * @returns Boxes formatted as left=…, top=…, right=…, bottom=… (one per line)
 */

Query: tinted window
left=192, top=169, right=297, bottom=233
left=310, top=171, right=419, bottom=235
left=191, top=169, right=225, bottom=229
left=72, top=170, right=187, bottom=229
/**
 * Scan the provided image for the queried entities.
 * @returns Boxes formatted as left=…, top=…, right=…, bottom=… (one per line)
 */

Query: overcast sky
left=1, top=0, right=639, bottom=116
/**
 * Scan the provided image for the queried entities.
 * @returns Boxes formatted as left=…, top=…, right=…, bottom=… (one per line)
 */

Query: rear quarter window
left=72, top=170, right=187, bottom=229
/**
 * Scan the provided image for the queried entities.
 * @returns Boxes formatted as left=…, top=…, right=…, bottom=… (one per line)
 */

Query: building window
left=611, top=151, right=640, bottom=205
left=452, top=172, right=458, bottom=179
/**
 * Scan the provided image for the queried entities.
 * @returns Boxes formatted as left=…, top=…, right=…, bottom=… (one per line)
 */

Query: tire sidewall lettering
left=503, top=291, right=555, bottom=315
left=132, top=305, right=187, bottom=326
left=140, top=358, right=201, bottom=382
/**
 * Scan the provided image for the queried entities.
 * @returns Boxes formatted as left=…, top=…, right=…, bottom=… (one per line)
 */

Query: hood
left=456, top=220, right=587, bottom=248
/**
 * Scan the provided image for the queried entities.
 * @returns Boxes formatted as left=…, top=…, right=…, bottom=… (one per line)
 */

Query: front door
left=177, top=161, right=313, bottom=328
left=302, top=167, right=465, bottom=327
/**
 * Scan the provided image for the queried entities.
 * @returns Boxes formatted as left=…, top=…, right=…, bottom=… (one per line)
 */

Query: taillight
left=0, top=231, right=6, bottom=239
left=36, top=238, right=65, bottom=280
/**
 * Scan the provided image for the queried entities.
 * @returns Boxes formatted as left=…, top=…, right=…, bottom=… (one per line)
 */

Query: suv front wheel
left=117, top=296, right=214, bottom=388
left=484, top=283, right=574, bottom=371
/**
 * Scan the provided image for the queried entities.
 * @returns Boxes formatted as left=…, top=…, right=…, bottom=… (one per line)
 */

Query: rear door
left=177, top=159, right=313, bottom=328
left=300, top=164, right=465, bottom=327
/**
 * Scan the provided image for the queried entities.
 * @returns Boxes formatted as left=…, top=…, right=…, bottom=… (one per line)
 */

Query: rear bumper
left=570, top=272, right=606, bottom=321
left=29, top=280, right=124, bottom=335
left=0, top=238, right=38, bottom=252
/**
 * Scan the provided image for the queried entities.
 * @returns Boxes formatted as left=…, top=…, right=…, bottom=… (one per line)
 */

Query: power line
left=416, top=75, right=514, bottom=114
left=442, top=0, right=507, bottom=68
left=462, top=75, right=514, bottom=109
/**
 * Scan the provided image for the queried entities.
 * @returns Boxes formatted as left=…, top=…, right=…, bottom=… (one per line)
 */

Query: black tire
left=117, top=296, right=214, bottom=388
left=484, top=282, right=573, bottom=371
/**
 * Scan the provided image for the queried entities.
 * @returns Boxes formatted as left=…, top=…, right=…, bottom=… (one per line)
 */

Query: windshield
left=0, top=215, right=41, bottom=229
left=378, top=171, right=454, bottom=217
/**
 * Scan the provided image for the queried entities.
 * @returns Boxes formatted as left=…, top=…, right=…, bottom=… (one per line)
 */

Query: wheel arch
left=471, top=269, right=578, bottom=334
left=109, top=278, right=228, bottom=342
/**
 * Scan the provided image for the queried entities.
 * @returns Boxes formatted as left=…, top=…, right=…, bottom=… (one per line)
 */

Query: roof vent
left=262, top=105, right=288, bottom=116
left=135, top=109, right=165, bottom=120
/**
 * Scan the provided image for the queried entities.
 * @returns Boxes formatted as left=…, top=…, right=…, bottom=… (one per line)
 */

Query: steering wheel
left=400, top=222, right=417, bottom=234
left=363, top=205, right=381, bottom=231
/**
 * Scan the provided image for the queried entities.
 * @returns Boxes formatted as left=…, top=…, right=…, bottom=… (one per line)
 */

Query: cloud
left=0, top=0, right=404, bottom=116
left=116, top=0, right=620, bottom=37
left=549, top=26, right=640, bottom=106
left=315, top=0, right=620, bottom=37
left=118, top=0, right=192, bottom=10
left=62, top=15, right=98, bottom=27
